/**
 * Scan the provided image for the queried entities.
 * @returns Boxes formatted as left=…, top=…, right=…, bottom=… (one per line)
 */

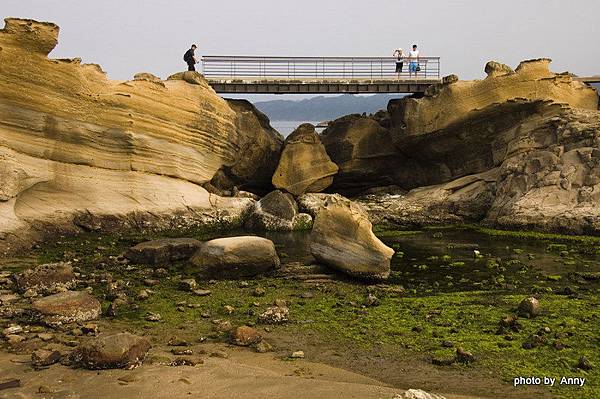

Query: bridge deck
left=202, top=55, right=441, bottom=94
left=206, top=77, right=441, bottom=94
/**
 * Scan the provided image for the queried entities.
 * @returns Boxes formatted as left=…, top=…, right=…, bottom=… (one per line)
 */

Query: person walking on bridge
left=393, top=48, right=404, bottom=79
left=183, top=44, right=198, bottom=71
left=408, top=44, right=420, bottom=78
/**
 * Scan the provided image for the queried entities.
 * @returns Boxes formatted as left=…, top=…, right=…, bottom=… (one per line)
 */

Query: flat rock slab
left=13, top=262, right=75, bottom=294
left=124, top=238, right=202, bottom=265
left=73, top=333, right=151, bottom=370
left=31, top=291, right=101, bottom=326
left=190, top=236, right=280, bottom=279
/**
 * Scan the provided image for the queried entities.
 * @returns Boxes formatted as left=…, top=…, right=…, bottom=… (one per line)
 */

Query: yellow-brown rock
left=272, top=124, right=338, bottom=196
left=390, top=58, right=598, bottom=138
left=0, top=18, right=269, bottom=251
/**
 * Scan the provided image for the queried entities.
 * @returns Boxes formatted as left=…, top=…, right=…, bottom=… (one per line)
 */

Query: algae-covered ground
left=5, top=225, right=599, bottom=399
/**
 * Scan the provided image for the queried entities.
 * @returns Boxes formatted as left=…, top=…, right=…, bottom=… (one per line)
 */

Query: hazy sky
left=3, top=0, right=599, bottom=90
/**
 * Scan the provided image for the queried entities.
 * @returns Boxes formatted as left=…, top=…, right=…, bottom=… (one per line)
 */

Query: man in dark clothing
left=183, top=44, right=197, bottom=71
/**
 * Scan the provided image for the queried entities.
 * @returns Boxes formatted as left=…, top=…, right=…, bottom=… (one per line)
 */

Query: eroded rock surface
left=306, top=194, right=394, bottom=279
left=272, top=124, right=338, bottom=195
left=244, top=190, right=313, bottom=231
left=0, top=18, right=274, bottom=252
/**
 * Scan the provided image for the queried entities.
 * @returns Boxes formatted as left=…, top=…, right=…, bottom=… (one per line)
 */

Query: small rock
left=179, top=279, right=198, bottom=292
left=171, top=348, right=193, bottom=356
left=200, top=311, right=211, bottom=318
left=290, top=351, right=305, bottom=359
left=577, top=355, right=593, bottom=371
left=399, top=389, right=447, bottom=399
left=38, top=333, right=54, bottom=342
left=170, top=356, right=203, bottom=366
left=31, top=291, right=101, bottom=326
left=143, top=279, right=160, bottom=287
left=212, top=319, right=233, bottom=332
left=6, top=334, right=25, bottom=345
left=145, top=312, right=161, bottom=322
left=81, top=323, right=99, bottom=335
left=254, top=340, right=273, bottom=353
left=456, top=347, right=475, bottom=363
left=137, top=290, right=150, bottom=300
left=258, top=306, right=289, bottom=324
left=223, top=305, right=235, bottom=314
left=31, top=349, right=61, bottom=369
left=364, top=293, right=380, bottom=307
left=2, top=325, right=23, bottom=336
left=73, top=333, right=151, bottom=370
left=253, top=287, right=266, bottom=297
left=299, top=292, right=314, bottom=299
left=239, top=281, right=249, bottom=288
left=441, top=340, right=454, bottom=348
left=193, top=289, right=212, bottom=297
left=230, top=326, right=262, bottom=346
left=518, top=297, right=540, bottom=318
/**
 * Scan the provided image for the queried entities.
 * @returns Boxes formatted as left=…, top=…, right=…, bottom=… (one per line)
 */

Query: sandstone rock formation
left=272, top=124, right=338, bottom=195
left=211, top=99, right=283, bottom=193
left=0, top=18, right=280, bottom=252
left=321, top=115, right=418, bottom=195
left=244, top=190, right=313, bottom=231
left=305, top=194, right=394, bottom=279
left=74, top=333, right=151, bottom=369
left=124, top=238, right=202, bottom=265
left=190, top=236, right=280, bottom=278
left=325, top=59, right=600, bottom=234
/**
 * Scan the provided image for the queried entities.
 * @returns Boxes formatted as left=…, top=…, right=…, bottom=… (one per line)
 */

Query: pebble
left=137, top=290, right=150, bottom=300
left=518, top=297, right=540, bottom=318
left=193, top=289, right=212, bottom=297
left=577, top=355, right=593, bottom=370
left=253, top=287, right=266, bottom=297
left=179, top=279, right=198, bottom=292
left=38, top=333, right=54, bottom=341
left=145, top=312, right=162, bottom=322
left=364, top=294, right=380, bottom=307
left=290, top=351, right=305, bottom=359
left=6, top=334, right=25, bottom=345
left=456, top=347, right=475, bottom=363
left=223, top=305, right=235, bottom=314
left=3, top=325, right=23, bottom=336
left=171, top=349, right=193, bottom=356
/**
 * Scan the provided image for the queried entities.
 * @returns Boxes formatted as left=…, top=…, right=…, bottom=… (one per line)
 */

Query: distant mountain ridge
left=253, top=94, right=403, bottom=121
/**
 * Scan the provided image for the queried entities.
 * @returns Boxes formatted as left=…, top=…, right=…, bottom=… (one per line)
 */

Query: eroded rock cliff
left=326, top=59, right=600, bottom=234
left=0, top=18, right=281, bottom=251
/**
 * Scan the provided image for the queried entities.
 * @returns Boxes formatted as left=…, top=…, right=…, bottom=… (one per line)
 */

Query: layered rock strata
left=0, top=18, right=281, bottom=252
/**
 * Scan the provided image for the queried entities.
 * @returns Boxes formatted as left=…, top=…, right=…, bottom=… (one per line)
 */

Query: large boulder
left=272, top=124, right=338, bottom=195
left=321, top=115, right=424, bottom=195
left=13, top=262, right=76, bottom=294
left=31, top=291, right=101, bottom=326
left=73, top=333, right=151, bottom=369
left=0, top=18, right=272, bottom=253
left=305, top=194, right=394, bottom=279
left=211, top=99, right=284, bottom=194
left=244, top=190, right=313, bottom=231
left=190, top=236, right=280, bottom=278
left=124, top=238, right=202, bottom=264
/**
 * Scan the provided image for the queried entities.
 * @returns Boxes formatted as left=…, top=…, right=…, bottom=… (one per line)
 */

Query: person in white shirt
left=408, top=44, right=420, bottom=78
left=393, top=48, right=404, bottom=79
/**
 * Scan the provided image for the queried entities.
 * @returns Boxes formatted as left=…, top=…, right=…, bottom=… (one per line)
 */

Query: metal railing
left=201, top=56, right=440, bottom=79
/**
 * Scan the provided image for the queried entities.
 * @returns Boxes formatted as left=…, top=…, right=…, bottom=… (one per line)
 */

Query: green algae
left=20, top=225, right=600, bottom=399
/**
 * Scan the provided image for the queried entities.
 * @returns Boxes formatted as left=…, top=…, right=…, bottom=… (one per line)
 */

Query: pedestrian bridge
left=201, top=55, right=441, bottom=94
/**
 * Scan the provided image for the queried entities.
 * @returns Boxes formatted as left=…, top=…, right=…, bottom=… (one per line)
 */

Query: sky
left=3, top=0, right=600, bottom=101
